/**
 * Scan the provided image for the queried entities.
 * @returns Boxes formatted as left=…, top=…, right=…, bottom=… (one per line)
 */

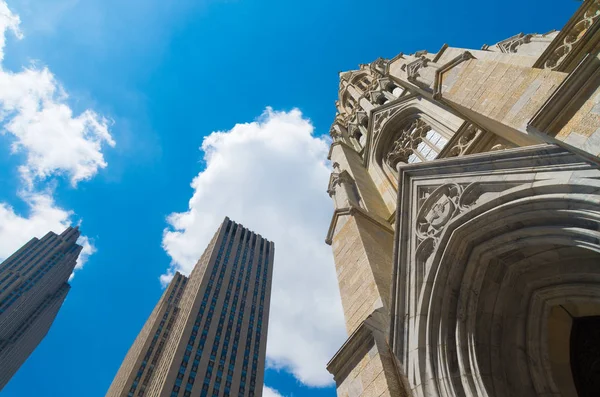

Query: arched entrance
left=391, top=145, right=600, bottom=397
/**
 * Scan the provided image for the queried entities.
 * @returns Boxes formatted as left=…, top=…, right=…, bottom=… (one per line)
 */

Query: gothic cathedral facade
left=325, top=1, right=600, bottom=396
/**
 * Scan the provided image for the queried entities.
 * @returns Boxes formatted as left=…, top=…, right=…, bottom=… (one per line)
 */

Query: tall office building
left=107, top=217, right=275, bottom=397
left=0, top=227, right=83, bottom=390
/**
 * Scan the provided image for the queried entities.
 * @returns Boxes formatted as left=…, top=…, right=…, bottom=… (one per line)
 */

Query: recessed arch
left=405, top=179, right=600, bottom=397
left=371, top=104, right=455, bottom=194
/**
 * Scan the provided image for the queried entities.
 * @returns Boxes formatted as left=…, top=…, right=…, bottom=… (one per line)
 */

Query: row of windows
left=169, top=228, right=270, bottom=397
left=0, top=234, right=58, bottom=275
left=0, top=236, right=62, bottom=293
left=198, top=230, right=249, bottom=397
left=0, top=236, right=72, bottom=296
left=171, top=228, right=234, bottom=397
left=239, top=239, right=270, bottom=396
left=217, top=237, right=258, bottom=397
left=243, top=250, right=269, bottom=396
left=128, top=276, right=188, bottom=397
left=0, top=250, right=68, bottom=314
left=15, top=237, right=62, bottom=275
left=0, top=283, right=68, bottom=353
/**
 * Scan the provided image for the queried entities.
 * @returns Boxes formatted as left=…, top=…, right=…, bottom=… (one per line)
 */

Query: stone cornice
left=327, top=140, right=357, bottom=161
left=528, top=52, right=600, bottom=135
left=326, top=320, right=374, bottom=383
left=433, top=51, right=474, bottom=100
left=327, top=308, right=390, bottom=383
left=325, top=205, right=393, bottom=245
left=431, top=43, right=449, bottom=63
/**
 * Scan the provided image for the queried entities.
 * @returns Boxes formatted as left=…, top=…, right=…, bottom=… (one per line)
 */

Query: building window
left=386, top=118, right=448, bottom=169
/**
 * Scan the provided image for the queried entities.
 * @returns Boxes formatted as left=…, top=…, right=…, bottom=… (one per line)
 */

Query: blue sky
left=0, top=0, right=579, bottom=396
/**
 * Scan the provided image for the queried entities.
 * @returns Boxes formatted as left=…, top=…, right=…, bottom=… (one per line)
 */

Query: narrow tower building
left=107, top=217, right=275, bottom=397
left=0, top=227, right=83, bottom=389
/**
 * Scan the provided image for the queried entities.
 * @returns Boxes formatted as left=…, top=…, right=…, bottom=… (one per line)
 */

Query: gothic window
left=356, top=77, right=369, bottom=91
left=386, top=118, right=448, bottom=169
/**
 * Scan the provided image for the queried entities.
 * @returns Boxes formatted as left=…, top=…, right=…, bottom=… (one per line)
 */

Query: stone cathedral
left=324, top=1, right=600, bottom=397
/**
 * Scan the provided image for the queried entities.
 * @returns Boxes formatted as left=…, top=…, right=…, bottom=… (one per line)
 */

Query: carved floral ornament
left=544, top=0, right=600, bottom=70
left=414, top=183, right=479, bottom=262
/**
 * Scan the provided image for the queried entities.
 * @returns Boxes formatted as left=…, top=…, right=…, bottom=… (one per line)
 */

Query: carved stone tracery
left=414, top=183, right=479, bottom=265
left=543, top=0, right=600, bottom=70
left=386, top=119, right=431, bottom=168
left=445, top=123, right=482, bottom=157
left=497, top=33, right=533, bottom=53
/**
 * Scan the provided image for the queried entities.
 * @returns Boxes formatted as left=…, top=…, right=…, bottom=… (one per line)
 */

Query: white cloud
left=0, top=0, right=114, bottom=187
left=0, top=1, right=113, bottom=274
left=263, top=385, right=285, bottom=397
left=0, top=0, right=21, bottom=61
left=162, top=108, right=346, bottom=387
left=0, top=192, right=94, bottom=273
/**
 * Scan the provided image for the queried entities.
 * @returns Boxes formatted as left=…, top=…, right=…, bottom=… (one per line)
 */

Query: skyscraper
left=107, top=217, right=275, bottom=397
left=0, top=227, right=83, bottom=390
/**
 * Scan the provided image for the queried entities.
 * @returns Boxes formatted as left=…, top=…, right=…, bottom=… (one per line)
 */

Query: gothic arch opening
left=404, top=179, right=600, bottom=397
left=373, top=109, right=453, bottom=193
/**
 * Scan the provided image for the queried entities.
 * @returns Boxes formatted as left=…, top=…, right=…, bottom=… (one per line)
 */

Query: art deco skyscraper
left=107, top=217, right=275, bottom=397
left=0, top=227, right=83, bottom=390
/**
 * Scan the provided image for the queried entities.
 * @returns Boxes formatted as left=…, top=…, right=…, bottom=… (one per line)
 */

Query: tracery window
left=386, top=118, right=448, bottom=169
left=356, top=77, right=369, bottom=91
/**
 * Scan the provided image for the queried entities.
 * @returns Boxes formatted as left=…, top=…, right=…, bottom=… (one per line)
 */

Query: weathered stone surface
left=326, top=3, right=600, bottom=396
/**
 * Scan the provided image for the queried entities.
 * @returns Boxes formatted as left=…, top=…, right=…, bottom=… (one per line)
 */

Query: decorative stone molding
left=414, top=183, right=473, bottom=261
left=405, top=57, right=428, bottom=82
left=432, top=51, right=474, bottom=100
left=390, top=144, right=600, bottom=397
left=431, top=44, right=449, bottom=63
left=327, top=170, right=363, bottom=215
left=386, top=119, right=431, bottom=169
left=329, top=127, right=342, bottom=141
left=370, top=94, right=419, bottom=141
left=534, top=0, right=600, bottom=72
left=325, top=205, right=393, bottom=246
left=368, top=57, right=390, bottom=77
left=439, top=122, right=484, bottom=157
left=356, top=111, right=368, bottom=126
left=369, top=90, right=388, bottom=106
left=496, top=32, right=533, bottom=53
left=490, top=142, right=510, bottom=151
left=327, top=170, right=354, bottom=197
left=529, top=52, right=600, bottom=136
left=376, top=77, right=395, bottom=92
left=327, top=321, right=374, bottom=384
left=327, top=140, right=357, bottom=161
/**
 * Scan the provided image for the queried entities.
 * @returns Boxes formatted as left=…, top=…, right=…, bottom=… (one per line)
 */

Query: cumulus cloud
left=0, top=0, right=21, bottom=60
left=262, top=385, right=285, bottom=397
left=0, top=192, right=95, bottom=271
left=162, top=108, right=346, bottom=386
left=0, top=1, right=112, bottom=273
left=0, top=7, right=114, bottom=186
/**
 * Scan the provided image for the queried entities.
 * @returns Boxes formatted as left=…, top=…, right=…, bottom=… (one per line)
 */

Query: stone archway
left=390, top=145, right=600, bottom=397
left=418, top=184, right=600, bottom=397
